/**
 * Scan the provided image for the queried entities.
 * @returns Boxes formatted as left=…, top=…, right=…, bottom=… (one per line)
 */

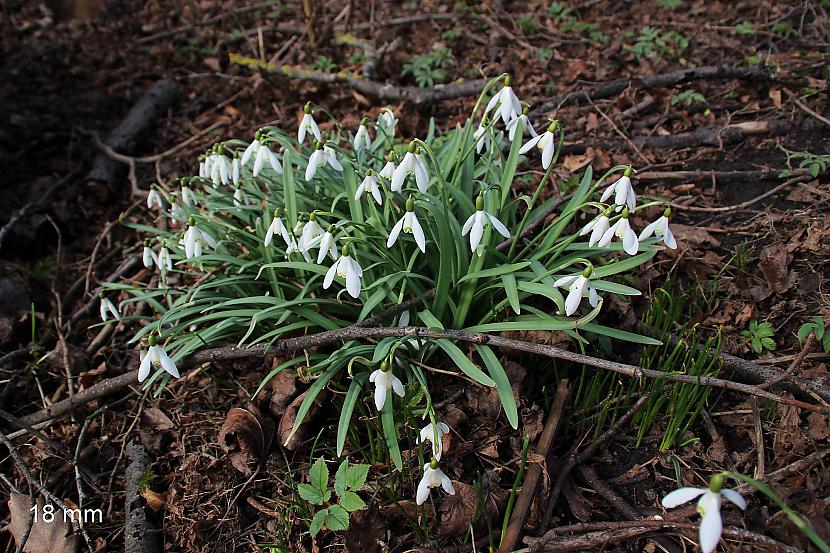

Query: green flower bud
left=475, top=194, right=484, bottom=211
left=522, top=105, right=530, bottom=116
left=341, top=244, right=350, bottom=257
left=624, top=165, right=633, bottom=177
left=547, top=120, right=559, bottom=133
left=407, top=141, right=417, bottom=153
left=309, top=212, right=317, bottom=221
left=406, top=196, right=415, bottom=212
left=663, top=207, right=672, bottom=218
left=327, top=224, right=335, bottom=232
left=621, top=206, right=630, bottom=219
left=709, top=473, right=725, bottom=493
left=304, top=102, right=312, bottom=114
left=582, top=265, right=593, bottom=278
left=504, top=75, right=512, bottom=87
left=366, top=168, right=374, bottom=176
left=380, top=360, right=390, bottom=372
left=430, top=458, right=439, bottom=469
left=147, top=334, right=157, bottom=347
left=387, top=151, right=395, bottom=162
left=98, top=291, right=105, bottom=299
left=314, top=140, right=323, bottom=150
left=188, top=216, right=196, bottom=226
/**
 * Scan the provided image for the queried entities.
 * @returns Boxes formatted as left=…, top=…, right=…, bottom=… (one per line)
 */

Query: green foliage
left=745, top=54, right=761, bottom=66
left=741, top=320, right=777, bottom=354
left=658, top=0, right=684, bottom=9
left=299, top=457, right=369, bottom=536
left=731, top=241, right=756, bottom=272
left=772, top=21, right=796, bottom=38
left=536, top=47, right=554, bottom=61
left=735, top=21, right=755, bottom=35
left=402, top=45, right=454, bottom=87
left=310, top=55, right=336, bottom=73
left=629, top=27, right=689, bottom=60
left=670, top=89, right=706, bottom=106
left=442, top=27, right=463, bottom=41
left=547, top=2, right=571, bottom=19
left=517, top=15, right=538, bottom=33
left=798, top=316, right=830, bottom=353
left=347, top=51, right=364, bottom=65
left=779, top=151, right=830, bottom=178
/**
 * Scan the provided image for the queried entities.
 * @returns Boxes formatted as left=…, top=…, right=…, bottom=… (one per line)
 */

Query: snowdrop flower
left=146, top=188, right=164, bottom=210
left=474, top=117, right=500, bottom=155
left=156, top=245, right=173, bottom=272
left=252, top=141, right=282, bottom=177
left=420, top=421, right=450, bottom=460
left=233, top=187, right=250, bottom=207
left=353, top=118, right=371, bottom=152
left=98, top=293, right=120, bottom=322
left=379, top=152, right=396, bottom=180
left=298, top=213, right=324, bottom=252
left=387, top=196, right=426, bottom=253
left=323, top=244, right=363, bottom=298
left=391, top=142, right=429, bottom=194
left=355, top=169, right=383, bottom=205
left=210, top=153, right=232, bottom=186
left=485, top=75, right=522, bottom=124
left=315, top=224, right=339, bottom=264
left=662, top=474, right=746, bottom=553
left=264, top=208, right=291, bottom=247
left=377, top=107, right=397, bottom=134
left=231, top=157, right=241, bottom=186
left=505, top=105, right=538, bottom=142
left=297, top=102, right=321, bottom=144
left=579, top=208, right=612, bottom=247
left=180, top=185, right=197, bottom=207
left=138, top=334, right=180, bottom=383
left=639, top=207, right=677, bottom=249
left=142, top=242, right=158, bottom=268
left=519, top=120, right=559, bottom=169
left=305, top=142, right=343, bottom=181
left=600, top=166, right=636, bottom=212
left=462, top=194, right=511, bottom=255
left=198, top=156, right=208, bottom=178
left=598, top=207, right=639, bottom=255
left=168, top=199, right=186, bottom=223
left=416, top=459, right=455, bottom=505
left=182, top=218, right=217, bottom=259
left=285, top=235, right=312, bottom=262
left=554, top=265, right=600, bottom=317
left=368, top=360, right=405, bottom=411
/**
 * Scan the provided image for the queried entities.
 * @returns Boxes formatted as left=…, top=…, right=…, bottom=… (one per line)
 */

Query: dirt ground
left=1, top=1, right=829, bottom=552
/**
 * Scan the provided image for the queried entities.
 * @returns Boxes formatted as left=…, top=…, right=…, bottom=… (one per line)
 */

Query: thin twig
left=784, top=88, right=830, bottom=128
left=538, top=394, right=651, bottom=533
left=669, top=174, right=813, bottom=212
left=759, top=333, right=816, bottom=390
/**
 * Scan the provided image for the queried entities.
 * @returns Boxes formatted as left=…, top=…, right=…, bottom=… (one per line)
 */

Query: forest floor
left=1, top=1, right=829, bottom=552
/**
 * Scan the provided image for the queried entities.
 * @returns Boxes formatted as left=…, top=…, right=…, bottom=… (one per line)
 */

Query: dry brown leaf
left=6, top=493, right=80, bottom=553
left=218, top=405, right=275, bottom=477
left=279, top=389, right=327, bottom=451
left=759, top=243, right=793, bottom=293
left=268, top=368, right=298, bottom=417
left=140, top=488, right=167, bottom=512
left=140, top=407, right=176, bottom=455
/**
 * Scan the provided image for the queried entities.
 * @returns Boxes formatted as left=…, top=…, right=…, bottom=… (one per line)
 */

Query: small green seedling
left=298, top=457, right=369, bottom=536
left=797, top=316, right=830, bottom=353
left=310, top=55, right=336, bottom=73
left=779, top=151, right=830, bottom=179
left=741, top=320, right=777, bottom=354
left=671, top=89, right=707, bottom=107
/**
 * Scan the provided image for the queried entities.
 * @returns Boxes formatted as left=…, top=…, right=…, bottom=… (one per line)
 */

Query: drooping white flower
left=138, top=335, right=180, bottom=382
left=416, top=459, right=456, bottom=505
left=180, top=186, right=197, bottom=207
left=379, top=153, right=396, bottom=180
left=600, top=168, right=636, bottom=212
left=461, top=195, right=511, bottom=254
left=598, top=209, right=639, bottom=255
left=231, top=157, right=241, bottom=186
left=253, top=141, right=282, bottom=177
left=377, top=108, right=397, bottom=134
left=233, top=187, right=250, bottom=207
left=156, top=246, right=173, bottom=272
left=387, top=197, right=426, bottom=253
left=639, top=208, right=677, bottom=249
left=209, top=153, right=232, bottom=186
left=391, top=142, right=429, bottom=193
left=99, top=294, right=120, bottom=322
left=168, top=200, right=185, bottom=223
left=142, top=245, right=158, bottom=268
left=298, top=214, right=324, bottom=252
left=323, top=245, right=363, bottom=298
left=368, top=361, right=405, bottom=411
left=198, top=156, right=208, bottom=178
left=297, top=102, right=321, bottom=144
left=505, top=106, right=538, bottom=142
left=474, top=118, right=501, bottom=155
left=146, top=189, right=164, bottom=210
left=661, top=474, right=746, bottom=553
left=353, top=119, right=371, bottom=152
left=420, top=421, right=450, bottom=460
left=264, top=208, right=291, bottom=247
left=305, top=142, right=343, bottom=181
left=553, top=266, right=600, bottom=316
left=355, top=170, right=383, bottom=205
left=315, top=225, right=339, bottom=264
left=519, top=120, right=558, bottom=169
left=241, top=137, right=260, bottom=165
left=285, top=235, right=312, bottom=262
left=181, top=220, right=217, bottom=259
left=579, top=209, right=612, bottom=248
left=484, top=76, right=522, bottom=124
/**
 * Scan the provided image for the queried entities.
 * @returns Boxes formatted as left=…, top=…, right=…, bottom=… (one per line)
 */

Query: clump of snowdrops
left=107, top=75, right=679, bottom=509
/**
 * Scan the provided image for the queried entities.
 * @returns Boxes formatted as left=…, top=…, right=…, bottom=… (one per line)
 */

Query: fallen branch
left=21, top=325, right=829, bottom=426
left=538, top=395, right=651, bottom=533
left=125, top=441, right=161, bottom=553
left=230, top=53, right=486, bottom=104
left=498, top=379, right=571, bottom=553
left=669, top=174, right=813, bottom=213
left=532, top=65, right=771, bottom=115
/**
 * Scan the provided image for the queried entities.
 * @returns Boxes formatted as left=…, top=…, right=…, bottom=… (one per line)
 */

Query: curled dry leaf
left=278, top=389, right=328, bottom=451
left=268, top=368, right=298, bottom=417
left=218, top=405, right=275, bottom=477
left=7, top=493, right=80, bottom=553
left=439, top=471, right=506, bottom=537
left=140, top=407, right=176, bottom=455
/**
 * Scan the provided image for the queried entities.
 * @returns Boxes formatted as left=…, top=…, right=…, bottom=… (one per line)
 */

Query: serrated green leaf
left=298, top=483, right=330, bottom=506
left=325, top=504, right=350, bottom=531
left=309, top=457, right=329, bottom=494
left=309, top=509, right=328, bottom=537
left=338, top=491, right=365, bottom=512
left=345, top=464, right=369, bottom=490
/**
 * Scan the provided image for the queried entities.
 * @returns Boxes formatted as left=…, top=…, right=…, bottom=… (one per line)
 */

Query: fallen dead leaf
left=140, top=488, right=167, bottom=512
left=218, top=405, right=275, bottom=477
left=279, top=389, right=328, bottom=451
left=759, top=243, right=793, bottom=293
left=268, top=368, right=298, bottom=417
left=140, top=407, right=176, bottom=455
left=6, top=493, right=80, bottom=553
